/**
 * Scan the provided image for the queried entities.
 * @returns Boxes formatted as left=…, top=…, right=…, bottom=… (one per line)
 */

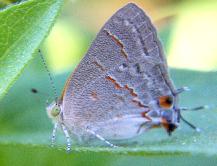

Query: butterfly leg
left=137, top=120, right=160, bottom=134
left=137, top=122, right=152, bottom=134
left=51, top=122, right=58, bottom=147
left=61, top=123, right=71, bottom=152
left=86, top=127, right=118, bottom=148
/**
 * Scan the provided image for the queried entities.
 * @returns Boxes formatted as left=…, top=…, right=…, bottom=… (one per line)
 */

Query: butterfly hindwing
left=62, top=3, right=176, bottom=135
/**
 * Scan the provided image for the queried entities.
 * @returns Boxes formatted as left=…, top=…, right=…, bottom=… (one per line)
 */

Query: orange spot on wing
left=131, top=99, right=147, bottom=108
left=158, top=96, right=173, bottom=109
left=104, top=30, right=128, bottom=60
left=161, top=118, right=170, bottom=131
left=124, top=85, right=138, bottom=97
left=141, top=111, right=152, bottom=121
left=105, top=76, right=122, bottom=89
left=90, top=91, right=98, bottom=101
left=93, top=61, right=105, bottom=71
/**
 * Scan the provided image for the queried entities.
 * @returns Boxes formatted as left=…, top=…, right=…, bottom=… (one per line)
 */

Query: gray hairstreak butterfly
left=45, top=3, right=207, bottom=152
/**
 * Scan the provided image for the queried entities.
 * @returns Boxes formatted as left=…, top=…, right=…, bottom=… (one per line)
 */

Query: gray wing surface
left=62, top=3, right=176, bottom=126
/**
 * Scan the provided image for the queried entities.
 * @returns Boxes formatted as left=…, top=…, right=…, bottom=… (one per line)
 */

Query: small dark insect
left=31, top=88, right=38, bottom=94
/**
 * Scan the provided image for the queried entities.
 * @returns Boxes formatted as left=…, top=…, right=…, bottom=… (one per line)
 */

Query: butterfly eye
left=158, top=96, right=173, bottom=109
left=51, top=106, right=60, bottom=117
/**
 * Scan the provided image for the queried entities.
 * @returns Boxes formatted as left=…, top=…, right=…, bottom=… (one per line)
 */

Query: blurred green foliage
left=168, top=1, right=217, bottom=71
left=0, top=0, right=217, bottom=166
left=0, top=0, right=64, bottom=99
left=1, top=55, right=217, bottom=165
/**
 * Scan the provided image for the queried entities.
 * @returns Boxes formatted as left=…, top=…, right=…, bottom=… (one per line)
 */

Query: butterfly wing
left=61, top=3, right=176, bottom=139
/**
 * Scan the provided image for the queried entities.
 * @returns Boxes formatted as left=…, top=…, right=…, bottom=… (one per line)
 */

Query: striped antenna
left=38, top=49, right=58, bottom=104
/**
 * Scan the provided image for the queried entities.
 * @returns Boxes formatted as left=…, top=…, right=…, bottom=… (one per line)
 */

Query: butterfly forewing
left=61, top=3, right=176, bottom=139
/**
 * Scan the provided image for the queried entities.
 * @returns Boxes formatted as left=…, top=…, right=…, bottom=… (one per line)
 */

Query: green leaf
left=1, top=144, right=217, bottom=166
left=0, top=0, right=64, bottom=99
left=0, top=56, right=217, bottom=165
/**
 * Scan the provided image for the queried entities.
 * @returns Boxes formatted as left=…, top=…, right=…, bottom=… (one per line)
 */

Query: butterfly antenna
left=180, top=105, right=215, bottom=111
left=38, top=49, right=58, bottom=104
left=180, top=114, right=201, bottom=132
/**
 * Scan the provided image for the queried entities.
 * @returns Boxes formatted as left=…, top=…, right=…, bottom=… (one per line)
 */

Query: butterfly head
left=46, top=101, right=62, bottom=122
left=158, top=95, right=179, bottom=135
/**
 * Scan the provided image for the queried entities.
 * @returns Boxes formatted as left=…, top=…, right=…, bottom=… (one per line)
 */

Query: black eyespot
left=168, top=123, right=177, bottom=135
left=165, top=97, right=173, bottom=105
